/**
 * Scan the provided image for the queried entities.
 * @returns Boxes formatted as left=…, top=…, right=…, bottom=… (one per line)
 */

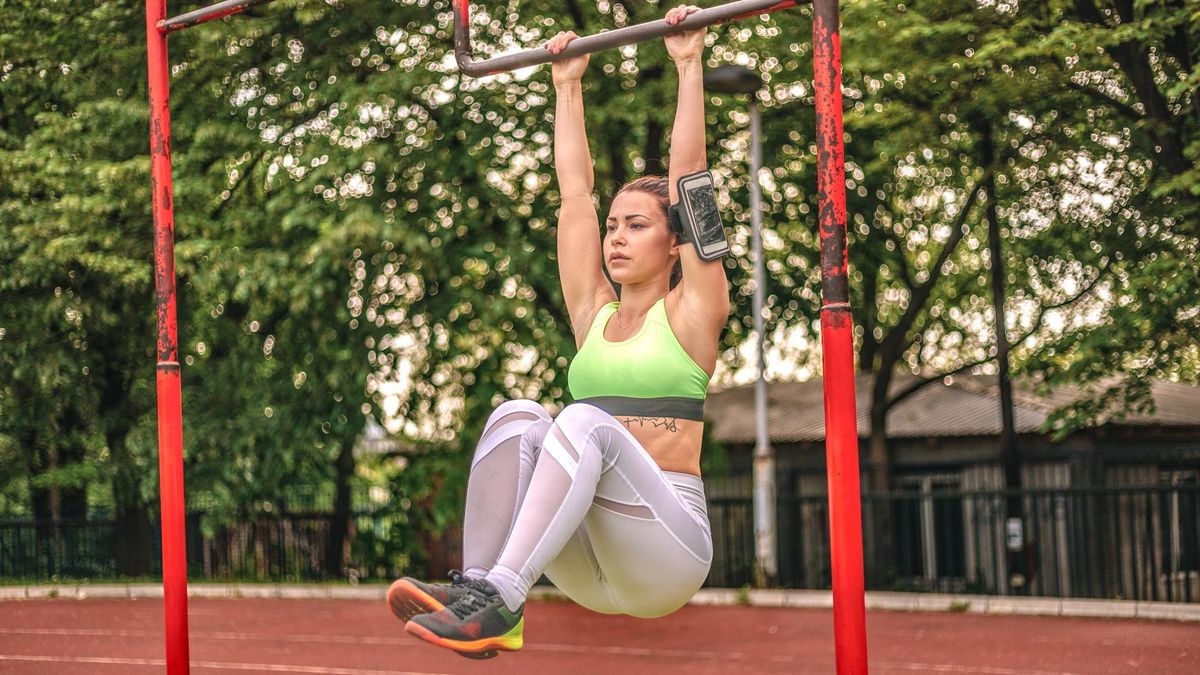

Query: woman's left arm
left=665, top=6, right=731, bottom=340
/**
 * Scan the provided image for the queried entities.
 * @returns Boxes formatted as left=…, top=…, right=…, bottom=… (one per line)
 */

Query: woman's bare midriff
left=612, top=416, right=703, bottom=476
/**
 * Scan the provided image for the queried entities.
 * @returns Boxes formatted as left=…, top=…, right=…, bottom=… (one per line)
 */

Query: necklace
left=614, top=308, right=640, bottom=330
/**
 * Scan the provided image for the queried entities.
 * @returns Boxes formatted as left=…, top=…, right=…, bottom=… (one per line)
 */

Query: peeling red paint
left=821, top=304, right=853, bottom=329
left=813, top=11, right=849, bottom=303
left=150, top=117, right=167, bottom=156
left=812, top=2, right=868, bottom=673
left=146, top=2, right=190, bottom=673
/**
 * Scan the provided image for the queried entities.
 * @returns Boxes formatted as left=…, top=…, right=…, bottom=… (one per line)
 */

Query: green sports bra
left=567, top=298, right=712, bottom=421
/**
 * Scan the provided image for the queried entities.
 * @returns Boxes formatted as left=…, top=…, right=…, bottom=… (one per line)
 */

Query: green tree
left=166, top=0, right=780, bottom=572
left=3, top=0, right=1195, bottom=583
left=1, top=3, right=161, bottom=573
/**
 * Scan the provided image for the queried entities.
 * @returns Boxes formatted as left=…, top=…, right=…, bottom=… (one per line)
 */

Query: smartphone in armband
left=670, top=171, right=730, bottom=262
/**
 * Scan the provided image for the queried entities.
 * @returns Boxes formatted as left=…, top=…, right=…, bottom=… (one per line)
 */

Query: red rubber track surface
left=0, top=598, right=1196, bottom=674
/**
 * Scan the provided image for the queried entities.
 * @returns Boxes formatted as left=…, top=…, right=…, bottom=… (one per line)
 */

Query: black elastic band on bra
left=576, top=396, right=705, bottom=422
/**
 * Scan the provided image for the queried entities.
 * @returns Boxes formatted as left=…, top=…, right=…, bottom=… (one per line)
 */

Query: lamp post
left=704, top=64, right=776, bottom=586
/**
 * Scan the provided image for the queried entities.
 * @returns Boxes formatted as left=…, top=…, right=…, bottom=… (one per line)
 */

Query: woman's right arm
left=549, top=32, right=616, bottom=346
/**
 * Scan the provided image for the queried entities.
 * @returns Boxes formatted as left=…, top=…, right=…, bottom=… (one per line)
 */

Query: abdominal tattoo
left=619, top=416, right=680, bottom=433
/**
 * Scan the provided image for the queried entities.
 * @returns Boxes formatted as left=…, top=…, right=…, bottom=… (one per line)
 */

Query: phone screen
left=685, top=181, right=723, bottom=249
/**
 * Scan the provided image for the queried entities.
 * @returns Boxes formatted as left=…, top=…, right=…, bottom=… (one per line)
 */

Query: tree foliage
left=1, top=0, right=1196, bottom=577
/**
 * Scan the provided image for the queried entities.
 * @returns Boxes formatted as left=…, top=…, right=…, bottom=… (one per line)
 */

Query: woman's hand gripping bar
left=453, top=0, right=804, bottom=77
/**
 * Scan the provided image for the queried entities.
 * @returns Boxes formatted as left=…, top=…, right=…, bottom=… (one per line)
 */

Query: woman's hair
left=614, top=176, right=683, bottom=289
left=616, top=175, right=670, bottom=205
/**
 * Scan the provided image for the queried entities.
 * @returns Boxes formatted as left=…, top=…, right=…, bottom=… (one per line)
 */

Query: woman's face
left=603, top=190, right=679, bottom=286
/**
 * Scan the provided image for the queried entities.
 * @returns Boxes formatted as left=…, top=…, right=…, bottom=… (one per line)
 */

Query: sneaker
left=405, top=577, right=524, bottom=658
left=386, top=570, right=471, bottom=624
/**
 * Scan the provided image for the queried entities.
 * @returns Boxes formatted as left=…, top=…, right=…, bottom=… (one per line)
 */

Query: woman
left=388, top=4, right=730, bottom=658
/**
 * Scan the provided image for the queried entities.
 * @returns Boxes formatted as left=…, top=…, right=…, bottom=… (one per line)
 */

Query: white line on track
left=0, top=653, right=1095, bottom=675
left=0, top=629, right=1095, bottom=673
left=877, top=663, right=1088, bottom=675
left=0, top=654, right=454, bottom=675
left=0, top=627, right=794, bottom=662
left=0, top=627, right=408, bottom=646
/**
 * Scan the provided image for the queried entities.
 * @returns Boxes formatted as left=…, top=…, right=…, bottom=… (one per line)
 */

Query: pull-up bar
left=146, top=1, right=866, bottom=673
left=159, top=0, right=277, bottom=33
left=453, top=0, right=804, bottom=76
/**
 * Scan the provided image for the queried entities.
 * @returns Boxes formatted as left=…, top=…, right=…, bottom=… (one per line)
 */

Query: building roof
left=704, top=374, right=1200, bottom=444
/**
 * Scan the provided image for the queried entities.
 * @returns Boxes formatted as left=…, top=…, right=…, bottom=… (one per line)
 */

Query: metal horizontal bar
left=160, top=0, right=279, bottom=34
left=453, top=0, right=807, bottom=77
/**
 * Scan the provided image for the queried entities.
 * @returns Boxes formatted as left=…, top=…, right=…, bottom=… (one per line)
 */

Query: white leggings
left=461, top=400, right=712, bottom=618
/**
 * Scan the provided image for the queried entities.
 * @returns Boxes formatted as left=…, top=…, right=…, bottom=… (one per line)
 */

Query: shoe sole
left=388, top=580, right=498, bottom=660
left=387, top=579, right=444, bottom=623
left=405, top=617, right=522, bottom=658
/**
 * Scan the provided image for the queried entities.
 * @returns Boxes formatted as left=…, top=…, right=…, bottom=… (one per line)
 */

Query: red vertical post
left=811, top=1, right=868, bottom=673
left=146, top=1, right=191, bottom=673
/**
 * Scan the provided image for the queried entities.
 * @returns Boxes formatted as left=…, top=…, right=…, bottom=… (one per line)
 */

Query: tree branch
left=212, top=151, right=266, bottom=219
left=887, top=257, right=1115, bottom=409
left=879, top=222, right=916, bottom=288
left=875, top=171, right=989, bottom=365
left=1073, top=0, right=1189, bottom=174
left=1065, top=81, right=1143, bottom=121
left=886, top=359, right=987, bottom=409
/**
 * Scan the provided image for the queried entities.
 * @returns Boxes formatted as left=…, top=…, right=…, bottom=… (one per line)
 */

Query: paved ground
left=0, top=597, right=1197, bottom=674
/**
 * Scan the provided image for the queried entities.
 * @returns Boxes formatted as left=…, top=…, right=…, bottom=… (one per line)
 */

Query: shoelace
left=446, top=569, right=468, bottom=586
left=446, top=578, right=495, bottom=620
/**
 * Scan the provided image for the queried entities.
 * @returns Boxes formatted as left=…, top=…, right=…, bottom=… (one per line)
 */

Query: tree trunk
left=643, top=118, right=664, bottom=175
left=324, top=440, right=356, bottom=579
left=865, top=370, right=896, bottom=586
left=982, top=124, right=1027, bottom=592
left=113, top=502, right=155, bottom=577
left=867, top=370, right=894, bottom=495
left=110, top=433, right=154, bottom=577
left=606, top=123, right=628, bottom=199
left=857, top=264, right=879, bottom=372
left=48, top=408, right=91, bottom=522
left=30, top=443, right=54, bottom=523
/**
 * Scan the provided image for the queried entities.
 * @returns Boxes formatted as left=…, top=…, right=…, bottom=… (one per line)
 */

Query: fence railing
left=2, top=485, right=1197, bottom=603
left=0, top=509, right=411, bottom=582
left=707, top=485, right=1200, bottom=603
left=0, top=519, right=118, bottom=580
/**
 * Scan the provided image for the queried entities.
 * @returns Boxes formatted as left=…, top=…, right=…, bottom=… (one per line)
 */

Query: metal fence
left=0, top=519, right=118, bottom=579
left=708, top=485, right=1200, bottom=602
left=3, top=485, right=1198, bottom=603
left=0, top=509, right=409, bottom=582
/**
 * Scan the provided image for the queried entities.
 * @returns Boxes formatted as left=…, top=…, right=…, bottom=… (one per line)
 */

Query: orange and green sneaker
left=387, top=570, right=472, bottom=624
left=405, top=577, right=524, bottom=659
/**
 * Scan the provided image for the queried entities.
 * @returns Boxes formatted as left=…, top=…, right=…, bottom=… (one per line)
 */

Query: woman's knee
left=553, top=401, right=601, bottom=427
left=495, top=398, right=550, bottom=419
left=474, top=399, right=551, bottom=466
left=518, top=418, right=553, bottom=463
left=551, top=402, right=614, bottom=449
left=545, top=403, right=612, bottom=472
left=485, top=399, right=551, bottom=430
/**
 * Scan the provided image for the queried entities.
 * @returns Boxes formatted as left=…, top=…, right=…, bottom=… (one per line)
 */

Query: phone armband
left=667, top=170, right=729, bottom=262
